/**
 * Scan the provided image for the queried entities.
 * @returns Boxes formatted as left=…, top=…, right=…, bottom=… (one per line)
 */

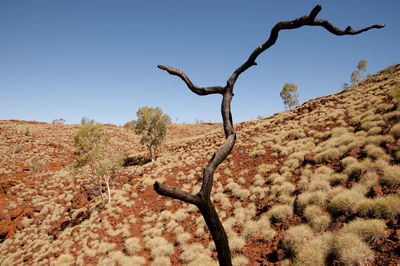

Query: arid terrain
left=1, top=64, right=400, bottom=265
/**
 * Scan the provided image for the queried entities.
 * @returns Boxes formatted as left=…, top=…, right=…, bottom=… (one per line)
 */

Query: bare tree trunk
left=154, top=5, right=383, bottom=265
left=148, top=144, right=154, bottom=162
left=105, top=178, right=111, bottom=204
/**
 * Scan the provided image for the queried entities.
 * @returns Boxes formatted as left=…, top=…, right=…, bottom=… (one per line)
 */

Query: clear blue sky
left=1, top=1, right=399, bottom=125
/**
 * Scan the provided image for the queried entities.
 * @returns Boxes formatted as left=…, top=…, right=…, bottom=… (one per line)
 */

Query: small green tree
left=350, top=59, right=367, bottom=85
left=73, top=123, right=123, bottom=205
left=125, top=106, right=171, bottom=162
left=280, top=83, right=299, bottom=110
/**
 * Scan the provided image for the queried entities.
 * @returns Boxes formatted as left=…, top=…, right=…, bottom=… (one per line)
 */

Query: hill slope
left=1, top=64, right=400, bottom=265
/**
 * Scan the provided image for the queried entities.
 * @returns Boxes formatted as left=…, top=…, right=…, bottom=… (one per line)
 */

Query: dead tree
left=154, top=5, right=384, bottom=265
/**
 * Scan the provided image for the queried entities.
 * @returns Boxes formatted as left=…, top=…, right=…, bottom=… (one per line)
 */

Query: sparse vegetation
left=350, top=59, right=368, bottom=85
left=52, top=118, right=66, bottom=124
left=73, top=123, right=123, bottom=205
left=125, top=106, right=171, bottom=162
left=1, top=8, right=396, bottom=266
left=280, top=83, right=299, bottom=110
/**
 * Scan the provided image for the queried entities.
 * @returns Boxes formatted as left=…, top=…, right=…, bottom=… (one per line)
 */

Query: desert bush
left=330, top=232, right=374, bottom=265
left=380, top=165, right=400, bottom=187
left=359, top=171, right=379, bottom=188
left=145, top=236, right=174, bottom=258
left=343, top=161, right=366, bottom=180
left=277, top=182, right=296, bottom=195
left=225, top=180, right=250, bottom=199
left=124, top=237, right=141, bottom=255
left=367, top=126, right=382, bottom=136
left=180, top=243, right=217, bottom=265
left=242, top=214, right=275, bottom=241
left=296, top=191, right=327, bottom=215
left=383, top=110, right=400, bottom=120
left=327, top=189, right=363, bottom=216
left=364, top=144, right=390, bottom=161
left=365, top=135, right=395, bottom=146
left=268, top=204, right=293, bottom=223
left=389, top=82, right=400, bottom=108
left=282, top=224, right=314, bottom=256
left=293, top=233, right=332, bottom=266
left=249, top=148, right=265, bottom=158
left=228, top=234, right=245, bottom=252
left=253, top=174, right=265, bottom=186
left=376, top=102, right=394, bottom=112
left=389, top=123, right=400, bottom=139
left=151, top=256, right=171, bottom=266
left=328, top=173, right=348, bottom=186
left=73, top=123, right=123, bottom=205
left=361, top=120, right=385, bottom=131
left=308, top=179, right=331, bottom=192
left=257, top=163, right=274, bottom=174
left=125, top=106, right=171, bottom=161
left=358, top=195, right=400, bottom=219
left=341, top=156, right=358, bottom=168
left=314, top=148, right=341, bottom=163
left=314, top=165, right=334, bottom=175
left=343, top=219, right=387, bottom=243
left=303, top=205, right=331, bottom=232
left=232, top=256, right=249, bottom=266
left=55, top=254, right=74, bottom=265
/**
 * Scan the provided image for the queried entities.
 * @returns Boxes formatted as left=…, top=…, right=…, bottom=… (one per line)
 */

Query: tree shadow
left=123, top=155, right=151, bottom=167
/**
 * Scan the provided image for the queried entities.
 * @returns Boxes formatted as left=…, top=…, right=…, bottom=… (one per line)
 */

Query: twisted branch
left=157, top=65, right=225, bottom=95
left=154, top=5, right=384, bottom=265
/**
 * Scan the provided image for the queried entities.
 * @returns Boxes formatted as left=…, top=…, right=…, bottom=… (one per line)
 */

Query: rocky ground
left=1, top=64, right=399, bottom=265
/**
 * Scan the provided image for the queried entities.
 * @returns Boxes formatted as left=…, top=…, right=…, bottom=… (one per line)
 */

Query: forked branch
left=157, top=65, right=225, bottom=95
left=154, top=5, right=384, bottom=265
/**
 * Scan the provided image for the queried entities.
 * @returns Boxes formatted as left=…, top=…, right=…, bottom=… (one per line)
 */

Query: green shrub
left=125, top=106, right=171, bottom=161
left=73, top=123, right=123, bottom=205
left=280, top=83, right=299, bottom=110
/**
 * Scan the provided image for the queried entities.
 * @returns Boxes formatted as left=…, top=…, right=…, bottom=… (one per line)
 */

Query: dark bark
left=154, top=5, right=383, bottom=265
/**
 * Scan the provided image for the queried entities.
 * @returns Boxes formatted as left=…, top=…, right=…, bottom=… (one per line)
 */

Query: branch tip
left=309, top=5, right=322, bottom=21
